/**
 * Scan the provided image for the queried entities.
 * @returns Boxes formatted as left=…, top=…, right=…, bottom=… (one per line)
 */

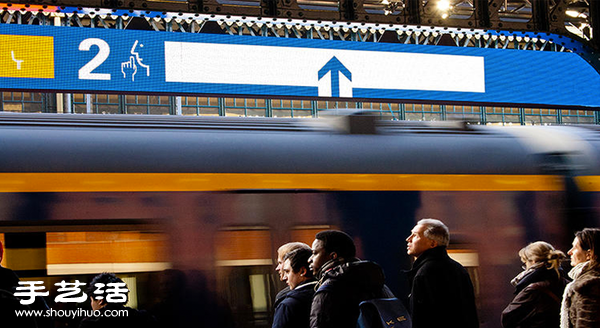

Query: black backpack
left=357, top=298, right=412, bottom=328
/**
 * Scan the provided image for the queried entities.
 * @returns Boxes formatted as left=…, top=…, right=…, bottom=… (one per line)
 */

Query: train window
left=121, top=276, right=138, bottom=309
left=249, top=274, right=269, bottom=313
left=215, top=229, right=272, bottom=266
left=448, top=249, right=479, bottom=267
left=448, top=249, right=480, bottom=301
left=46, top=231, right=170, bottom=275
left=214, top=228, right=274, bottom=326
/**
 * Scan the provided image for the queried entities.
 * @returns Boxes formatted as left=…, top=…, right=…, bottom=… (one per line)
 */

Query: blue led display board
left=0, top=23, right=599, bottom=108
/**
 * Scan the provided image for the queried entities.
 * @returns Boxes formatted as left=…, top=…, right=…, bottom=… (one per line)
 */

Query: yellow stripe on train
left=0, top=35, right=54, bottom=79
left=0, top=173, right=564, bottom=192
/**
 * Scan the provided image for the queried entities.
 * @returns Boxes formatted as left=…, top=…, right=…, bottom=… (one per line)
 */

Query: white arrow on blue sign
left=318, top=56, right=352, bottom=98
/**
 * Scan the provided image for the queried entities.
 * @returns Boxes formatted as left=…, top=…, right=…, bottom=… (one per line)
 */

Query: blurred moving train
left=1, top=112, right=600, bottom=328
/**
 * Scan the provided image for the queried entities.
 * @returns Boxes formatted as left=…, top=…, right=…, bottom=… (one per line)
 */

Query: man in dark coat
left=273, top=242, right=312, bottom=312
left=308, top=230, right=393, bottom=328
left=406, top=219, right=478, bottom=328
left=272, top=247, right=316, bottom=328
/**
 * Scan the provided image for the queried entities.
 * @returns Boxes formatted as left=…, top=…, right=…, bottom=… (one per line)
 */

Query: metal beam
left=0, top=0, right=598, bottom=56
left=590, top=0, right=600, bottom=50
left=4, top=0, right=587, bottom=50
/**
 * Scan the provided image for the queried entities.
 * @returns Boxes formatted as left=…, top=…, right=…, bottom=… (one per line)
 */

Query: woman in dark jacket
left=502, top=241, right=567, bottom=328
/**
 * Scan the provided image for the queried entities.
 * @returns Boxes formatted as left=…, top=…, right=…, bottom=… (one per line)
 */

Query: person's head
left=568, top=228, right=600, bottom=267
left=518, top=241, right=565, bottom=273
left=282, top=248, right=313, bottom=289
left=276, top=242, right=310, bottom=281
left=308, top=230, right=356, bottom=275
left=406, top=218, right=449, bottom=258
left=86, top=273, right=128, bottom=311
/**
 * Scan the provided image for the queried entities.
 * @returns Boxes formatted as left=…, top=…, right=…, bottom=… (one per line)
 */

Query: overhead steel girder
left=4, top=0, right=597, bottom=51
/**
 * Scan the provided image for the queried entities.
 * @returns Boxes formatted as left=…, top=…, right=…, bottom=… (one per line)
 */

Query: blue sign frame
left=1, top=23, right=599, bottom=109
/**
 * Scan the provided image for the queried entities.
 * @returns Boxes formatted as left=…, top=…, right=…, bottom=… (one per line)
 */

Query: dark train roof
left=0, top=112, right=597, bottom=175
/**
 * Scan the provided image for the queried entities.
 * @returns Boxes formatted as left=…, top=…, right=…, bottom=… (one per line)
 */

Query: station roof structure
left=4, top=0, right=596, bottom=52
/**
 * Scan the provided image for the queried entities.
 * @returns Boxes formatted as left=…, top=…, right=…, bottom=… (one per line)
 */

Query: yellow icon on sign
left=0, top=35, right=54, bottom=79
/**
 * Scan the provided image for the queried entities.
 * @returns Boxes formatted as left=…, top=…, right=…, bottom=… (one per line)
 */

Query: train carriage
left=1, top=112, right=599, bottom=327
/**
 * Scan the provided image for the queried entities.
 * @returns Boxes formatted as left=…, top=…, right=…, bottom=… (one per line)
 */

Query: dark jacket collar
left=294, top=279, right=317, bottom=291
left=514, top=266, right=562, bottom=294
left=286, top=280, right=317, bottom=301
left=316, top=257, right=359, bottom=280
left=407, top=246, right=449, bottom=278
left=316, top=259, right=386, bottom=293
left=412, top=246, right=448, bottom=267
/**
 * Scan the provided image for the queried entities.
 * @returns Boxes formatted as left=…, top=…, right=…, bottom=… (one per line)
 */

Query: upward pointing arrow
left=318, top=56, right=352, bottom=98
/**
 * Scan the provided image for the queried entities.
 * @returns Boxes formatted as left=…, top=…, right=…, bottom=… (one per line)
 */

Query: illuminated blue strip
left=0, top=23, right=598, bottom=108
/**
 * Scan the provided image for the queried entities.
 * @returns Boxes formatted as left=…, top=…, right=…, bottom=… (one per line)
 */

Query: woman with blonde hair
left=501, top=241, right=567, bottom=328
left=561, top=228, right=600, bottom=328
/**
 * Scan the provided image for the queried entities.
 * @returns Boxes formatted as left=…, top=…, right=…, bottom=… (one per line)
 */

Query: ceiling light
left=437, top=0, right=451, bottom=11
left=565, top=10, right=579, bottom=18
left=566, top=10, right=587, bottom=19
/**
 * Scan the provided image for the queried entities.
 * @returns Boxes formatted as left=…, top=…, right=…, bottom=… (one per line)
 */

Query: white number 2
left=78, top=38, right=111, bottom=80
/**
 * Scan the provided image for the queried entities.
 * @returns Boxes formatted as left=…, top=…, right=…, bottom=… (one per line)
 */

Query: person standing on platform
left=308, top=230, right=393, bottom=328
left=561, top=228, right=600, bottom=328
left=274, top=242, right=312, bottom=310
left=272, top=247, right=316, bottom=328
left=501, top=241, right=567, bottom=328
left=405, top=218, right=478, bottom=328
